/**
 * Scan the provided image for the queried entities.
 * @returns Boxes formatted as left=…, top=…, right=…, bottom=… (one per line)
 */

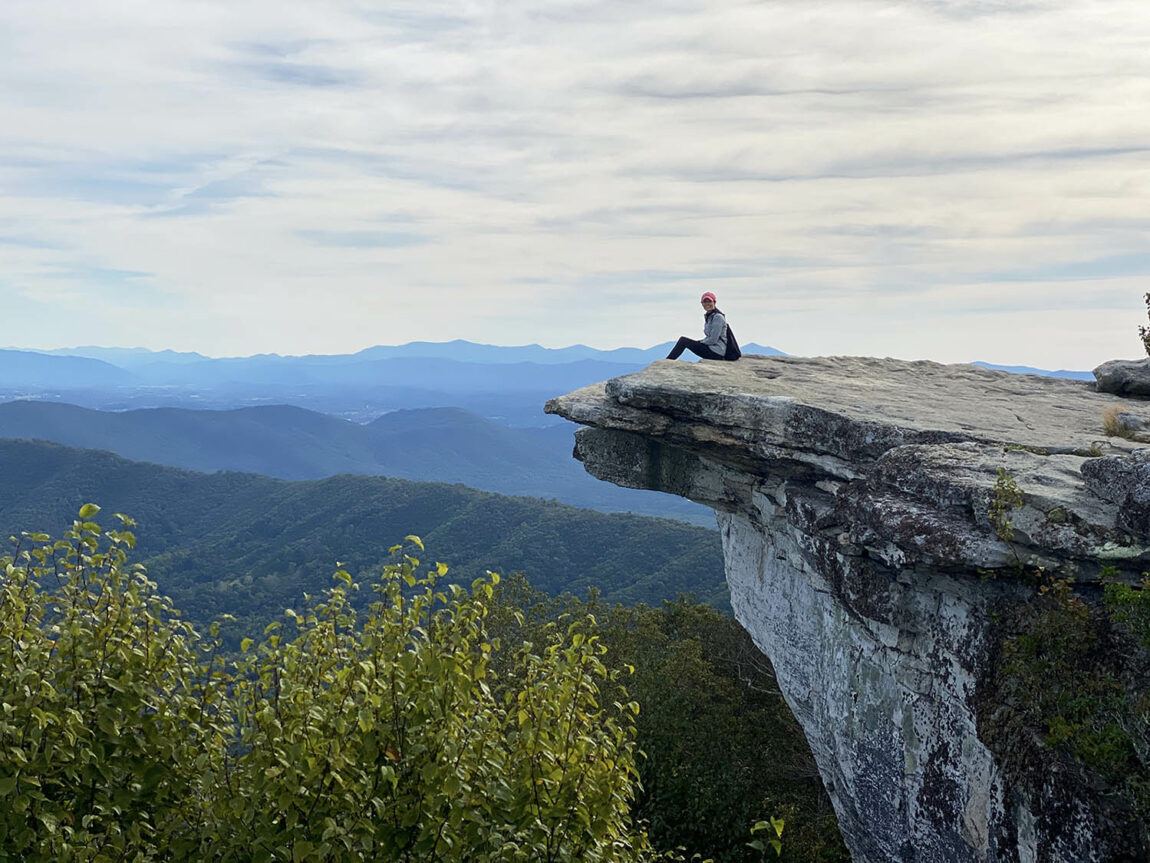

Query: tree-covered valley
left=0, top=439, right=728, bottom=630
left=0, top=444, right=849, bottom=862
left=0, top=400, right=710, bottom=523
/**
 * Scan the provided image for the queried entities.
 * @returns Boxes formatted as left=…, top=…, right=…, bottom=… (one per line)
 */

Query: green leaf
left=78, top=503, right=101, bottom=519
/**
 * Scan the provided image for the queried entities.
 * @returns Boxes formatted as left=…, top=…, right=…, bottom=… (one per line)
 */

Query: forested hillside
left=0, top=400, right=710, bottom=523
left=0, top=440, right=727, bottom=631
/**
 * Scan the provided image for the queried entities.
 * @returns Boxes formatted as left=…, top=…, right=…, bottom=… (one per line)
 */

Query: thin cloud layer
left=1, top=0, right=1148, bottom=367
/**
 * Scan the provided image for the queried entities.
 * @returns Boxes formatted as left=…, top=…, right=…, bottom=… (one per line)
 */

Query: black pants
left=667, top=337, right=721, bottom=360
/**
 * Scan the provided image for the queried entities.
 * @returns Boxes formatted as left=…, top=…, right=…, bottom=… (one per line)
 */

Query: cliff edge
left=546, top=356, right=1149, bottom=863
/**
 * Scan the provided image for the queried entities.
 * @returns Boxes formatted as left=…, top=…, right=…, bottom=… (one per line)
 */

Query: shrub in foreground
left=0, top=507, right=650, bottom=863
left=487, top=578, right=848, bottom=863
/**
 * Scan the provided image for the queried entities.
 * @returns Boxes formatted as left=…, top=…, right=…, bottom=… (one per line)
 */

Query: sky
left=1, top=0, right=1148, bottom=368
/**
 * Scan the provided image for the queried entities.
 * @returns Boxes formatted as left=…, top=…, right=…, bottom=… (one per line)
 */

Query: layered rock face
left=546, top=357, right=1148, bottom=863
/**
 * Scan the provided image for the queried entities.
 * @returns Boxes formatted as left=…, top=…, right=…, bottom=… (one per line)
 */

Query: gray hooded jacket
left=701, top=309, right=728, bottom=357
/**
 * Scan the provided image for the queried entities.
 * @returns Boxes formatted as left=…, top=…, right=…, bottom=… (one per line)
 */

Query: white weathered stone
left=546, top=356, right=1150, bottom=862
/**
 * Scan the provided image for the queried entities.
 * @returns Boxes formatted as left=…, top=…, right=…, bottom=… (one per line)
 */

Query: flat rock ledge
left=546, top=356, right=1149, bottom=863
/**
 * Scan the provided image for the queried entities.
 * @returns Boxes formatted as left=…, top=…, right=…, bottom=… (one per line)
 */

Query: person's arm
left=701, top=312, right=726, bottom=347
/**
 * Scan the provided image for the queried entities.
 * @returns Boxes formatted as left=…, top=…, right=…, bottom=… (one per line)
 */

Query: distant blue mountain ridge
left=970, top=361, right=1094, bottom=381
left=9, top=340, right=1092, bottom=378
left=0, top=349, right=134, bottom=387
left=0, top=342, right=787, bottom=423
left=34, top=346, right=211, bottom=366
left=0, top=343, right=1093, bottom=425
left=30, top=339, right=786, bottom=367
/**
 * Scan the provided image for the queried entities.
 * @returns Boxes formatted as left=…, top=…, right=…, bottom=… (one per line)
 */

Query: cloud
left=297, top=230, right=429, bottom=249
left=979, top=252, right=1150, bottom=283
left=0, top=0, right=1148, bottom=368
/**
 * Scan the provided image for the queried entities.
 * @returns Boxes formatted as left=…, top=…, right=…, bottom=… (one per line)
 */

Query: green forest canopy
left=0, top=439, right=727, bottom=632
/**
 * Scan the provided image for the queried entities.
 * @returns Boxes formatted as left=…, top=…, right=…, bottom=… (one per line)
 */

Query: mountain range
left=0, top=349, right=134, bottom=388
left=0, top=439, right=728, bottom=633
left=970, top=361, right=1094, bottom=381
left=0, top=400, right=710, bottom=523
left=17, top=340, right=786, bottom=390
left=0, top=341, right=780, bottom=423
left=37, top=339, right=785, bottom=367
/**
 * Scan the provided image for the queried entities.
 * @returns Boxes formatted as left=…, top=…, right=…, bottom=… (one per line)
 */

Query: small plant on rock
left=1140, top=292, right=1150, bottom=357
left=986, top=569, right=1150, bottom=856
left=1103, top=405, right=1136, bottom=440
left=989, top=467, right=1025, bottom=543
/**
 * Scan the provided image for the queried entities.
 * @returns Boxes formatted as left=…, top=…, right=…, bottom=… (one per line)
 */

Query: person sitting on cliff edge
left=666, top=291, right=742, bottom=361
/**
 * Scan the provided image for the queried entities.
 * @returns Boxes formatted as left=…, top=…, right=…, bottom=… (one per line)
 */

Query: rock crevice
left=546, top=356, right=1148, bottom=863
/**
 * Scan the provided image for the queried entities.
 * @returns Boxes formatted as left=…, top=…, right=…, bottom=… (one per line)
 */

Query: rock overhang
left=549, top=355, right=1140, bottom=457
left=546, top=356, right=1149, bottom=580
